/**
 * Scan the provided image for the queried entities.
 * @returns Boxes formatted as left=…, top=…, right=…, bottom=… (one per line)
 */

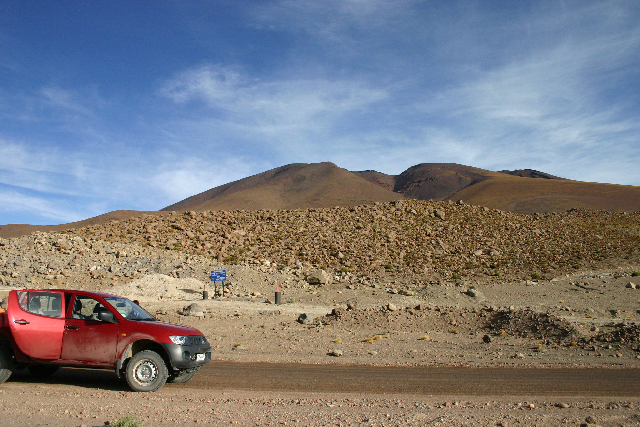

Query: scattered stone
left=298, top=313, right=314, bottom=325
left=331, top=308, right=347, bottom=318
left=466, top=287, right=482, bottom=298
left=585, top=415, right=598, bottom=424
left=180, top=303, right=204, bottom=317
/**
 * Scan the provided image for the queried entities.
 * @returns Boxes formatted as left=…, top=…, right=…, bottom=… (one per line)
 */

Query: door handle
left=65, top=325, right=80, bottom=330
left=14, top=320, right=29, bottom=325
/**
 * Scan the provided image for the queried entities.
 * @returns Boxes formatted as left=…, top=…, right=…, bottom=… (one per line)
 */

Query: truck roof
left=20, top=289, right=130, bottom=300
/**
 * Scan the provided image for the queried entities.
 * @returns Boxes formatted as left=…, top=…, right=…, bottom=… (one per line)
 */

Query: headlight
left=169, top=335, right=190, bottom=345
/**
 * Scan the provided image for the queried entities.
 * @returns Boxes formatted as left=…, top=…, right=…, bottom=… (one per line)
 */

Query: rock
left=306, top=269, right=330, bottom=285
left=482, top=334, right=492, bottom=343
left=556, top=402, right=570, bottom=408
left=434, top=210, right=445, bottom=220
left=387, top=303, right=398, bottom=312
left=328, top=349, right=343, bottom=357
left=180, top=303, right=204, bottom=317
left=297, top=313, right=314, bottom=324
left=466, top=287, right=481, bottom=298
left=626, top=282, right=637, bottom=289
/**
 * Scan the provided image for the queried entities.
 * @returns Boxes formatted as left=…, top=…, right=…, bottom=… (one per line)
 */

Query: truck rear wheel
left=125, top=350, right=167, bottom=392
left=0, top=344, right=13, bottom=384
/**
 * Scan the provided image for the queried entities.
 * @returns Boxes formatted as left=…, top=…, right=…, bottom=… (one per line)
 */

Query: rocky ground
left=1, top=200, right=640, bottom=426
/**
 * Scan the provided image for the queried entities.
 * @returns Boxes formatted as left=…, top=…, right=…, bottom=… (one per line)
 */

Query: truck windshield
left=104, top=297, right=155, bottom=321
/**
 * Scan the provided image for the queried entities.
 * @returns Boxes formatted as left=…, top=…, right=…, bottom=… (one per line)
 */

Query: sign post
left=210, top=270, right=227, bottom=298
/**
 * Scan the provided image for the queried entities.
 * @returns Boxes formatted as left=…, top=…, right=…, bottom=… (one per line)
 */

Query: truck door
left=8, top=290, right=65, bottom=360
left=60, top=295, right=119, bottom=365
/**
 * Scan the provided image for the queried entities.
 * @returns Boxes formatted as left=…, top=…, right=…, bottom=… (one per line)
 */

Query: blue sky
left=1, top=1, right=639, bottom=225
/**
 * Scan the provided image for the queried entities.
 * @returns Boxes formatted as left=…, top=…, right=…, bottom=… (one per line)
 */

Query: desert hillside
left=3, top=200, right=637, bottom=291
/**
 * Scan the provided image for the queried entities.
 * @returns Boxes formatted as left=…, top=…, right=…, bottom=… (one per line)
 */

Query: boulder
left=180, top=303, right=205, bottom=317
left=306, top=269, right=330, bottom=285
left=297, top=313, right=314, bottom=324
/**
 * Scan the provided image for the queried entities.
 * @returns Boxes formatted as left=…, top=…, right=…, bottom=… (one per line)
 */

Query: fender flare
left=115, top=340, right=172, bottom=378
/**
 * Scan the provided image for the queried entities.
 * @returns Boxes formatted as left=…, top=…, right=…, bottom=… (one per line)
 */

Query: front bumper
left=162, top=342, right=212, bottom=370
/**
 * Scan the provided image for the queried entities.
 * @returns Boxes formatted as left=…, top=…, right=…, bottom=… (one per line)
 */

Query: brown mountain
left=164, top=161, right=640, bottom=215
left=2, top=161, right=639, bottom=239
left=356, top=163, right=640, bottom=214
left=162, top=162, right=403, bottom=212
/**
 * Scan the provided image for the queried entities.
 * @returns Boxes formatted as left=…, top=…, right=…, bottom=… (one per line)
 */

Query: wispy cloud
left=0, top=188, right=87, bottom=224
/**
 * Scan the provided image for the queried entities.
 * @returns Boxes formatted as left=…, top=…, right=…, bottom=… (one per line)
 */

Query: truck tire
left=0, top=344, right=13, bottom=384
left=125, top=350, right=168, bottom=392
left=167, top=367, right=199, bottom=384
left=27, top=365, right=59, bottom=377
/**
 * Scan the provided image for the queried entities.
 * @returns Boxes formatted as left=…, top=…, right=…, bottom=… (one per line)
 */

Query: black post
left=275, top=283, right=281, bottom=304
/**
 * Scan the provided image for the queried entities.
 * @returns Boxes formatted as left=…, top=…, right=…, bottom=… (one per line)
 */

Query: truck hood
left=122, top=319, right=205, bottom=340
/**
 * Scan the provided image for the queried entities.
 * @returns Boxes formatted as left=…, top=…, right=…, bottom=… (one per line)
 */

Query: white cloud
left=0, top=188, right=86, bottom=224
left=40, top=87, right=93, bottom=116
left=149, top=156, right=264, bottom=205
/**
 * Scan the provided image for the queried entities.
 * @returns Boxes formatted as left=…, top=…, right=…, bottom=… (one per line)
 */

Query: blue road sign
left=210, top=270, right=227, bottom=281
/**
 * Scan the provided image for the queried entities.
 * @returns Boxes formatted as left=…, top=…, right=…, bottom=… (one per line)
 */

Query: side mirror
left=97, top=311, right=116, bottom=323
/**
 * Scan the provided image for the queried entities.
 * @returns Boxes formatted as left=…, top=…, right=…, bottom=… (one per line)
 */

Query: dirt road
left=7, top=363, right=640, bottom=396
left=3, top=364, right=640, bottom=427
left=193, top=362, right=640, bottom=396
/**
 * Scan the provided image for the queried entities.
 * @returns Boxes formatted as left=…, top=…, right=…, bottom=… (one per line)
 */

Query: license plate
left=196, top=353, right=205, bottom=361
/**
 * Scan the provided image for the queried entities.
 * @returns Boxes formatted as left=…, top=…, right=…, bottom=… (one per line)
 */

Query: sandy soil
left=2, top=265, right=640, bottom=426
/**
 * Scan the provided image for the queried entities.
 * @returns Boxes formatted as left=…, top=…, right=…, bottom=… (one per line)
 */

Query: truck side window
left=16, top=291, right=63, bottom=318
left=72, top=295, right=110, bottom=321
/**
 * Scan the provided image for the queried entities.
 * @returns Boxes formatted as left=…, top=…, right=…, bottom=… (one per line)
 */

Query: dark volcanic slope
left=162, top=162, right=403, bottom=212
left=499, top=169, right=565, bottom=180
left=393, top=163, right=494, bottom=200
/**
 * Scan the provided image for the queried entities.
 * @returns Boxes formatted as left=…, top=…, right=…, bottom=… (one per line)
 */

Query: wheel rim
left=134, top=360, right=157, bottom=384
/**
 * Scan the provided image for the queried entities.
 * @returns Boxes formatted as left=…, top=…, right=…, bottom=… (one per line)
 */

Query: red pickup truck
left=0, top=289, right=211, bottom=392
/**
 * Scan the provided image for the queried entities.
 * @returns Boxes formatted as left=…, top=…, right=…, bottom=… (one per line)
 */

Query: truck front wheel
left=0, top=344, right=13, bottom=384
left=125, top=350, right=168, bottom=392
